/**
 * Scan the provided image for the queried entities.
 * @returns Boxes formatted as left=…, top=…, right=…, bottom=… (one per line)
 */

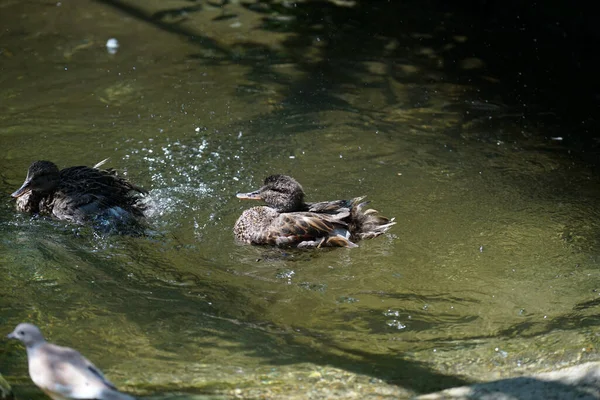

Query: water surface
left=1, top=1, right=600, bottom=399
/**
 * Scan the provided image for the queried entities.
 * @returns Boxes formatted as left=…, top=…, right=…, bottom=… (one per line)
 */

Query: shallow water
left=1, top=1, right=600, bottom=399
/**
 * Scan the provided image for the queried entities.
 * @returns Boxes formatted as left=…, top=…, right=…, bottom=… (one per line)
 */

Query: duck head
left=11, top=161, right=60, bottom=198
left=236, top=174, right=305, bottom=212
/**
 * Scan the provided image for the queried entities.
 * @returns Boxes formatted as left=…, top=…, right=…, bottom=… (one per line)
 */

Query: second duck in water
left=234, top=175, right=396, bottom=248
left=11, top=159, right=148, bottom=227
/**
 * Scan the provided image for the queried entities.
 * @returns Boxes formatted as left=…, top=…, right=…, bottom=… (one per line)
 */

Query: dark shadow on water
left=92, top=0, right=230, bottom=57
left=95, top=0, right=600, bottom=168
left=492, top=295, right=600, bottom=339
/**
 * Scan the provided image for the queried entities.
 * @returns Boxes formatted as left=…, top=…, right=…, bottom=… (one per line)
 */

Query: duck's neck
left=274, top=200, right=309, bottom=213
left=25, top=340, right=46, bottom=356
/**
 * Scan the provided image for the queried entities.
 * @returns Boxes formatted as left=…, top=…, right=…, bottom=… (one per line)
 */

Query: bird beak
left=11, top=179, right=32, bottom=198
left=236, top=190, right=262, bottom=200
left=7, top=332, right=16, bottom=339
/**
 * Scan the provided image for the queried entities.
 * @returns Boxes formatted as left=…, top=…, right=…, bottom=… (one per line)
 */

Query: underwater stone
left=0, top=373, right=14, bottom=400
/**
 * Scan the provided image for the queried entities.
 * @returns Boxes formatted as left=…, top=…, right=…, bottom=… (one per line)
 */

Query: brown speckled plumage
left=234, top=175, right=395, bottom=248
left=12, top=160, right=147, bottom=225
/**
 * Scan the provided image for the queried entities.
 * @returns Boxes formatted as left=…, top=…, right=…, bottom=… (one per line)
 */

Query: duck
left=11, top=159, right=148, bottom=226
left=234, top=174, right=396, bottom=248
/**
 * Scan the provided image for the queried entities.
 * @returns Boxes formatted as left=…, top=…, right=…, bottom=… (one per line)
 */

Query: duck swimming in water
left=234, top=174, right=396, bottom=248
left=11, top=159, right=148, bottom=226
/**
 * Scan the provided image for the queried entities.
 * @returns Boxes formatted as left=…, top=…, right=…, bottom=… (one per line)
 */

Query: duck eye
left=19, top=330, right=25, bottom=335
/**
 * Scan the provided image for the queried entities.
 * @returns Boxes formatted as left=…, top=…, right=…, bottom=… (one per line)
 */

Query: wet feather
left=234, top=175, right=395, bottom=248
left=12, top=160, right=147, bottom=226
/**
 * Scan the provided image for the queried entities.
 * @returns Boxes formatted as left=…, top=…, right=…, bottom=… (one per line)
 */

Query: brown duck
left=234, top=175, right=396, bottom=248
left=11, top=159, right=147, bottom=225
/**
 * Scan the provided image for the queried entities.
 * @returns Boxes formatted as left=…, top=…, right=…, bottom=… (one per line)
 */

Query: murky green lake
left=2, top=1, right=600, bottom=399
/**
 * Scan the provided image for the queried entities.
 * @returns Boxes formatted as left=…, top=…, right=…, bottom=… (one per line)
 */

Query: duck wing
left=306, top=199, right=353, bottom=214
left=61, top=166, right=147, bottom=195
left=348, top=197, right=396, bottom=240
left=52, top=166, right=147, bottom=221
left=265, top=212, right=356, bottom=248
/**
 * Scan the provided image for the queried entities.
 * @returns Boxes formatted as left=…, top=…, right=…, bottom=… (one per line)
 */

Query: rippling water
left=1, top=1, right=600, bottom=399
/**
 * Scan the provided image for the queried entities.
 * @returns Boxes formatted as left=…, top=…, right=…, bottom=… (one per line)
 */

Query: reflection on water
left=1, top=0, right=600, bottom=399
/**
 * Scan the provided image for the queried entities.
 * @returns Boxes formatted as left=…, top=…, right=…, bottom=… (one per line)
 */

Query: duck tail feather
left=93, top=158, right=110, bottom=169
left=349, top=196, right=395, bottom=240
left=322, top=235, right=358, bottom=248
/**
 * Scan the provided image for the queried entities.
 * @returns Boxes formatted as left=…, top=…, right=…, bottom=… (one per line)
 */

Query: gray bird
left=7, top=323, right=135, bottom=400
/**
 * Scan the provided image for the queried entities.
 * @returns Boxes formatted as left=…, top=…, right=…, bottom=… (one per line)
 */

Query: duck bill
left=236, top=190, right=262, bottom=200
left=6, top=332, right=16, bottom=339
left=11, top=179, right=32, bottom=198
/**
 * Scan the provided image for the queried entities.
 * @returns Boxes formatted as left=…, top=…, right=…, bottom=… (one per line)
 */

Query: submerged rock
left=418, top=362, right=600, bottom=400
left=0, top=373, right=14, bottom=400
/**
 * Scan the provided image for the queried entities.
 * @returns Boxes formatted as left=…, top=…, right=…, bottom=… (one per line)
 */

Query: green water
left=1, top=1, right=600, bottom=399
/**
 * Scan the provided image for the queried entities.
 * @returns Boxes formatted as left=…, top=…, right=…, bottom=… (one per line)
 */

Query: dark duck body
left=234, top=175, right=395, bottom=248
left=11, top=160, right=148, bottom=225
